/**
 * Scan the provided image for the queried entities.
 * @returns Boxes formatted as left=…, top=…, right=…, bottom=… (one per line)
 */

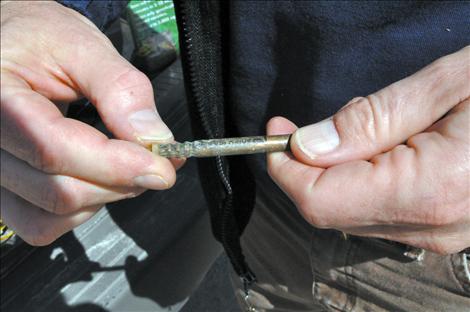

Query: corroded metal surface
left=146, top=135, right=291, bottom=158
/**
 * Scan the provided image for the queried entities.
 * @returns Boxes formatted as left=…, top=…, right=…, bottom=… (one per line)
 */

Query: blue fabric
left=57, top=0, right=128, bottom=30
left=227, top=1, right=470, bottom=174
left=226, top=0, right=470, bottom=262
left=224, top=2, right=470, bottom=305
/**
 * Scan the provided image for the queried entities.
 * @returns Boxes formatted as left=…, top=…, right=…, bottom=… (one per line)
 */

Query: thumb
left=291, top=47, right=470, bottom=167
left=55, top=29, right=173, bottom=145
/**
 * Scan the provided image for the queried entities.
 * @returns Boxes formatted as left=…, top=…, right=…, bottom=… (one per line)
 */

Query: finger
left=1, top=187, right=100, bottom=246
left=266, top=116, right=298, bottom=136
left=1, top=149, right=144, bottom=215
left=424, top=98, right=470, bottom=142
left=1, top=75, right=176, bottom=190
left=0, top=2, right=82, bottom=103
left=266, top=117, right=325, bottom=214
left=273, top=140, right=433, bottom=229
left=290, top=46, right=470, bottom=167
left=2, top=1, right=172, bottom=144
left=272, top=131, right=466, bottom=236
left=170, top=157, right=186, bottom=171
left=51, top=26, right=173, bottom=144
left=270, top=148, right=470, bottom=255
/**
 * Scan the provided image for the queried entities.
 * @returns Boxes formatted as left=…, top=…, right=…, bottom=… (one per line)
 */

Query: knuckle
left=42, top=177, right=80, bottom=215
left=429, top=54, right=454, bottom=78
left=295, top=182, right=334, bottom=229
left=426, top=53, right=468, bottom=97
left=297, top=200, right=330, bottom=229
left=308, top=214, right=330, bottom=229
left=108, top=69, right=154, bottom=111
left=67, top=28, right=112, bottom=56
left=338, top=96, right=381, bottom=145
left=113, top=69, right=152, bottom=93
left=32, top=144, right=61, bottom=173
left=341, top=97, right=365, bottom=110
left=22, top=223, right=59, bottom=246
left=41, top=186, right=60, bottom=213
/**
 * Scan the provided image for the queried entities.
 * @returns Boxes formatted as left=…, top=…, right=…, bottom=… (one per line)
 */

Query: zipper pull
left=241, top=269, right=256, bottom=295
left=241, top=270, right=258, bottom=312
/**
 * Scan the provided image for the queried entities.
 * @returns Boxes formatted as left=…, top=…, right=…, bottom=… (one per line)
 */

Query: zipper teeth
left=178, top=4, right=216, bottom=139
left=179, top=2, right=233, bottom=200
left=216, top=156, right=247, bottom=275
left=215, top=157, right=240, bottom=270
left=177, top=2, right=247, bottom=275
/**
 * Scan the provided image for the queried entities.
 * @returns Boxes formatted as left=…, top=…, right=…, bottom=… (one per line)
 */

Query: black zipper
left=176, top=3, right=217, bottom=139
left=174, top=0, right=256, bottom=290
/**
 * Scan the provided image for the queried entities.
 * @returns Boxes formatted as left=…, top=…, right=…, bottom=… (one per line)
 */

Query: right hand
left=1, top=1, right=178, bottom=245
left=267, top=47, right=470, bottom=254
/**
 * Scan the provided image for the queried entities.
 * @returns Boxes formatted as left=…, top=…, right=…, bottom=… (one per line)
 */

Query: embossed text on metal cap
left=140, top=135, right=291, bottom=158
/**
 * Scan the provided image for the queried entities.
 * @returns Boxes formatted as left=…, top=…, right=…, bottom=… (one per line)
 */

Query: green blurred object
left=127, top=0, right=179, bottom=73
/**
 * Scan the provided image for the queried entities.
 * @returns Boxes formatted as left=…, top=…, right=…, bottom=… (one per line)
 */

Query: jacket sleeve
left=56, top=0, right=129, bottom=30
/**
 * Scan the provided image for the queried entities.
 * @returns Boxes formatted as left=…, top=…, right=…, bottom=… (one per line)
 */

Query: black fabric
left=59, top=0, right=258, bottom=281
left=227, top=1, right=470, bottom=140
left=59, top=0, right=470, bottom=281
left=226, top=0, right=470, bottom=266
left=174, top=1, right=256, bottom=282
left=177, top=0, right=470, bottom=282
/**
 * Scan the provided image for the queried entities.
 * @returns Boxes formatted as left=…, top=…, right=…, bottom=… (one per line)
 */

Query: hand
left=267, top=46, right=470, bottom=254
left=1, top=1, right=178, bottom=245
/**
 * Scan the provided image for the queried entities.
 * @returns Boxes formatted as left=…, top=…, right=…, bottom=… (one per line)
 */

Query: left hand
left=0, top=1, right=181, bottom=246
left=267, top=46, right=470, bottom=254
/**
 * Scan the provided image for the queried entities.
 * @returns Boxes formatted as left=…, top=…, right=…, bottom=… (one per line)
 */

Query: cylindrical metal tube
left=145, top=135, right=291, bottom=158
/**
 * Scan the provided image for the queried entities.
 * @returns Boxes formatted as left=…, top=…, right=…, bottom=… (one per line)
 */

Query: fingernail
left=134, top=174, right=169, bottom=190
left=128, top=109, right=173, bottom=141
left=294, top=118, right=340, bottom=159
